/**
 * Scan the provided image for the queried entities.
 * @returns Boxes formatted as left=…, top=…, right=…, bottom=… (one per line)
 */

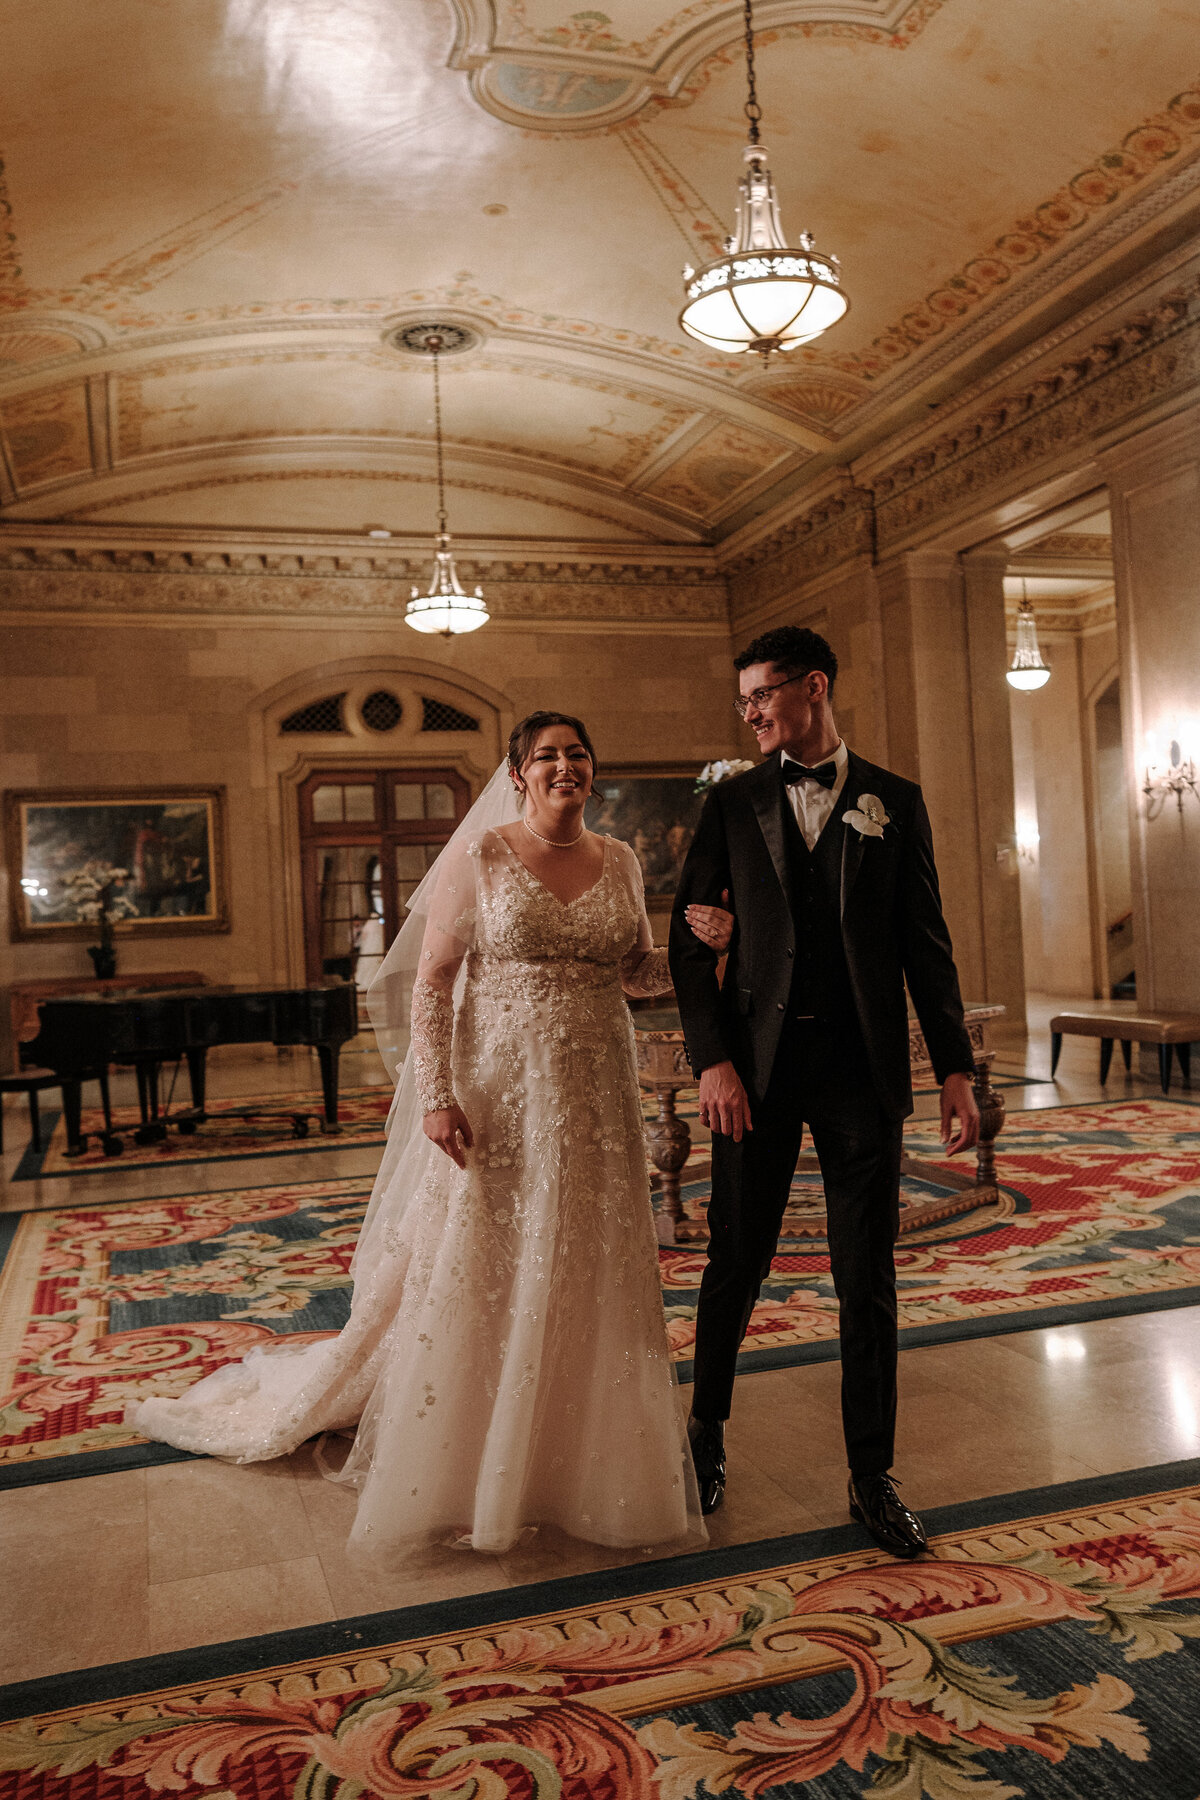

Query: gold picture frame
left=5, top=786, right=230, bottom=941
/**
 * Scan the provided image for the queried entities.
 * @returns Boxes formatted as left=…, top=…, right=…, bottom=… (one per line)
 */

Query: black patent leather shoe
left=687, top=1415, right=726, bottom=1516
left=848, top=1472, right=927, bottom=1559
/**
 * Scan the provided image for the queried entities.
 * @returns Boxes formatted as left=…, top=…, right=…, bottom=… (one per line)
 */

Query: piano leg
left=97, top=1066, right=124, bottom=1157
left=62, top=1079, right=86, bottom=1157
left=317, top=1043, right=343, bottom=1132
left=185, top=1046, right=208, bottom=1118
left=133, top=1060, right=168, bottom=1145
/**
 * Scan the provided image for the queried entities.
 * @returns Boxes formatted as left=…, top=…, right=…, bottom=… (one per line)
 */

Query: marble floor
left=2, top=998, right=1197, bottom=1686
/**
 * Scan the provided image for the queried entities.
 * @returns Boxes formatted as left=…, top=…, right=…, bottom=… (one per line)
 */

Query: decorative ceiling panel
left=449, top=0, right=943, bottom=129
left=0, top=0, right=1195, bottom=544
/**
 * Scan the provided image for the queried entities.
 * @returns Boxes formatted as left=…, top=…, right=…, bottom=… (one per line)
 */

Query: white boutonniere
left=695, top=758, right=755, bottom=794
left=842, top=793, right=890, bottom=839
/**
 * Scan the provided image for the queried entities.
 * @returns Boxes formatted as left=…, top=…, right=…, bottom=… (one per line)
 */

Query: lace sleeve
left=614, top=840, right=674, bottom=998
left=619, top=945, right=673, bottom=998
left=410, top=977, right=456, bottom=1113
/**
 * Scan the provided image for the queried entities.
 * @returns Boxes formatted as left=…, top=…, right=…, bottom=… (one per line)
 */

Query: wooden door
left=298, top=769, right=471, bottom=987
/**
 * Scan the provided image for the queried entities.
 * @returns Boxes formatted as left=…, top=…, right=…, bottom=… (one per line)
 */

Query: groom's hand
left=939, top=1071, right=980, bottom=1155
left=699, top=1060, right=753, bottom=1142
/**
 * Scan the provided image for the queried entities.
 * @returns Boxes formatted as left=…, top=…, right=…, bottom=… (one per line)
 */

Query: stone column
left=874, top=549, right=1026, bottom=1025
left=1102, top=405, right=1200, bottom=1012
left=961, top=549, right=1027, bottom=1028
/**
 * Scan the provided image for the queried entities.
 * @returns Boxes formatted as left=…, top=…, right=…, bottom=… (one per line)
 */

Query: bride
left=129, top=711, right=732, bottom=1559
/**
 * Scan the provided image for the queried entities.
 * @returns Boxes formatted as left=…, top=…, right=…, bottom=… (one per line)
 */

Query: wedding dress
left=128, top=821, right=702, bottom=1559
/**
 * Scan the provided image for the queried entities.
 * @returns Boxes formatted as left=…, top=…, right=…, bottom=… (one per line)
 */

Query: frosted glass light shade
left=681, top=256, right=847, bottom=353
left=406, top=545, right=490, bottom=636
left=679, top=144, right=848, bottom=358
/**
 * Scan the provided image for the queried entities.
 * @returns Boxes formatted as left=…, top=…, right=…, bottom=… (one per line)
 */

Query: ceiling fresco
left=0, top=0, right=1197, bottom=544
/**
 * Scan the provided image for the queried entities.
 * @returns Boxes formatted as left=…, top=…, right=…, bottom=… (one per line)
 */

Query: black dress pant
left=690, top=1017, right=903, bottom=1477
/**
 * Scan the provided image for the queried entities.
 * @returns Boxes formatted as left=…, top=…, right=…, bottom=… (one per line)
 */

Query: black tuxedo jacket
left=668, top=750, right=975, bottom=1119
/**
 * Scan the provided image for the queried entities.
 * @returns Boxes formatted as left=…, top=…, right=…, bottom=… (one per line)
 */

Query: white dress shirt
left=781, top=739, right=849, bottom=850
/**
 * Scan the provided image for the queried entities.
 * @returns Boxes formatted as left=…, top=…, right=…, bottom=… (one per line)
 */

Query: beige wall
left=1105, top=406, right=1200, bottom=1014
left=0, top=597, right=740, bottom=1063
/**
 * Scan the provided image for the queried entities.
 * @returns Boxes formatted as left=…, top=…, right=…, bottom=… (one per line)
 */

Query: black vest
left=782, top=791, right=858, bottom=1029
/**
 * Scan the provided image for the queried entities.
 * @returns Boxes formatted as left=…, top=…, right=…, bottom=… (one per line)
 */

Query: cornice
left=723, top=281, right=1199, bottom=610
left=0, top=542, right=729, bottom=626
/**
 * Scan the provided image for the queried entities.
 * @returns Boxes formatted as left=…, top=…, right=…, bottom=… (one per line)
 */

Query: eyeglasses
left=733, top=671, right=809, bottom=719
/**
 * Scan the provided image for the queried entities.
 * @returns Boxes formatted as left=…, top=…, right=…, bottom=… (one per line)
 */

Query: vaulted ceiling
left=1, top=0, right=1197, bottom=546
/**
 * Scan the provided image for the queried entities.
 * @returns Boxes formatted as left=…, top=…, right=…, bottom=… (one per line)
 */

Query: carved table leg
left=973, top=1053, right=1005, bottom=1191
left=645, top=1084, right=692, bottom=1245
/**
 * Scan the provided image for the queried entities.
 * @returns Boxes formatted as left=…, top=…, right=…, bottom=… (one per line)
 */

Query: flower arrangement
left=59, top=862, right=139, bottom=976
left=695, top=758, right=755, bottom=794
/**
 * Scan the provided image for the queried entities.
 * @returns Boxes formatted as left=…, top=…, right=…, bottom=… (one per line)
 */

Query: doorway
left=298, top=768, right=471, bottom=987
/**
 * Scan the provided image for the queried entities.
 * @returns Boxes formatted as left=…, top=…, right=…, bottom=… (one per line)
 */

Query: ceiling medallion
left=679, top=0, right=849, bottom=361
left=384, top=320, right=481, bottom=357
left=400, top=330, right=489, bottom=638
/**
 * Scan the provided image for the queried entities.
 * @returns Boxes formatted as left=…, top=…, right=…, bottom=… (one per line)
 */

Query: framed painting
left=584, top=765, right=706, bottom=906
left=5, top=787, right=230, bottom=940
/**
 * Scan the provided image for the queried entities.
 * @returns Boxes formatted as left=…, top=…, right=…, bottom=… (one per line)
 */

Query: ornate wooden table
left=633, top=1003, right=1006, bottom=1244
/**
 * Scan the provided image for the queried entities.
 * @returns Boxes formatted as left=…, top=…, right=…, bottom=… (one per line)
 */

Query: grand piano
left=28, top=982, right=359, bottom=1158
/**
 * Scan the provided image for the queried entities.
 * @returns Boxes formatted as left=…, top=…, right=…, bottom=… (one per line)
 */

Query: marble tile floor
left=2, top=998, right=1197, bottom=1684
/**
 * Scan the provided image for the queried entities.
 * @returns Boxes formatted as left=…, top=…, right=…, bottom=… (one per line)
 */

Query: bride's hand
left=685, top=888, right=734, bottom=954
left=423, top=1104, right=474, bottom=1168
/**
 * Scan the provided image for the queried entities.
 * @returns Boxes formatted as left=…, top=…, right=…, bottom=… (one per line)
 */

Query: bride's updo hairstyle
left=507, top=711, right=599, bottom=795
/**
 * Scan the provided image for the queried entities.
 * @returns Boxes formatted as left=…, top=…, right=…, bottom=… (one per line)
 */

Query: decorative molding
left=1007, top=595, right=1116, bottom=638
left=0, top=541, right=728, bottom=626
left=821, top=86, right=1200, bottom=385
left=725, top=283, right=1200, bottom=608
left=0, top=157, right=24, bottom=297
left=1021, top=531, right=1113, bottom=561
left=447, top=0, right=941, bottom=133
left=723, top=483, right=875, bottom=618
left=871, top=286, right=1200, bottom=549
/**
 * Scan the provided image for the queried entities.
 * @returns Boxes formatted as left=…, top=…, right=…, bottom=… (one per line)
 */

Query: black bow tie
left=782, top=759, right=837, bottom=790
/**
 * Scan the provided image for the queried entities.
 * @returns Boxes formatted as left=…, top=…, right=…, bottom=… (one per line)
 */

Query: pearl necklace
left=523, top=818, right=585, bottom=848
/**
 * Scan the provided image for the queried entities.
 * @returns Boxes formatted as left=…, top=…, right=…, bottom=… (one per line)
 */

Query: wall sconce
left=1015, top=819, right=1040, bottom=863
left=1143, top=730, right=1199, bottom=816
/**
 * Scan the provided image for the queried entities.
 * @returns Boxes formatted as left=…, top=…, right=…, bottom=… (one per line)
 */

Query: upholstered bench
left=1049, top=1011, right=1200, bottom=1094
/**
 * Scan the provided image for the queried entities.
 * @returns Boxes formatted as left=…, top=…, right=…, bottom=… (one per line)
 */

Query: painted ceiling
left=0, top=0, right=1197, bottom=545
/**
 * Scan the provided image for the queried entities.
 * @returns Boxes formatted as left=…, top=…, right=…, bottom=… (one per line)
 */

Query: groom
left=670, top=625, right=979, bottom=1558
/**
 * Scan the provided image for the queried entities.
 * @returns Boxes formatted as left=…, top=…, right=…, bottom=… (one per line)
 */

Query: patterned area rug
left=4, top=1100, right=1199, bottom=1487
left=13, top=1069, right=1050, bottom=1179
left=2, top=1461, right=1199, bottom=1797
left=13, top=1085, right=395, bottom=1180
left=666, top=1096, right=1200, bottom=1378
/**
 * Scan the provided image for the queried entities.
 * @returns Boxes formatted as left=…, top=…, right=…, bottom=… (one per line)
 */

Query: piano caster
left=133, top=1122, right=169, bottom=1147
left=64, top=1135, right=89, bottom=1159
left=100, top=1133, right=124, bottom=1157
left=319, top=1121, right=343, bottom=1136
left=290, top=1113, right=312, bottom=1139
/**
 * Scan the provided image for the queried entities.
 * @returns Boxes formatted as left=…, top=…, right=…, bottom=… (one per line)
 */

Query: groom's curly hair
left=734, top=625, right=838, bottom=698
left=507, top=711, right=599, bottom=784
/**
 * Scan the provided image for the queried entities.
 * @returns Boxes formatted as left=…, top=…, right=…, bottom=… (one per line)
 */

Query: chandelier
left=1006, top=583, right=1050, bottom=690
left=679, top=0, right=848, bottom=360
left=406, top=331, right=489, bottom=637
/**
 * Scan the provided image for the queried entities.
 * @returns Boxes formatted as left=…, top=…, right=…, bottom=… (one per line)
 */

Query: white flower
left=696, top=758, right=756, bottom=793
left=843, top=793, right=890, bottom=839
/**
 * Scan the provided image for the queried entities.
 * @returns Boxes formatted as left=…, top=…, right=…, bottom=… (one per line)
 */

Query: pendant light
left=679, top=0, right=848, bottom=360
left=1006, top=581, right=1050, bottom=690
left=406, top=332, right=489, bottom=637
